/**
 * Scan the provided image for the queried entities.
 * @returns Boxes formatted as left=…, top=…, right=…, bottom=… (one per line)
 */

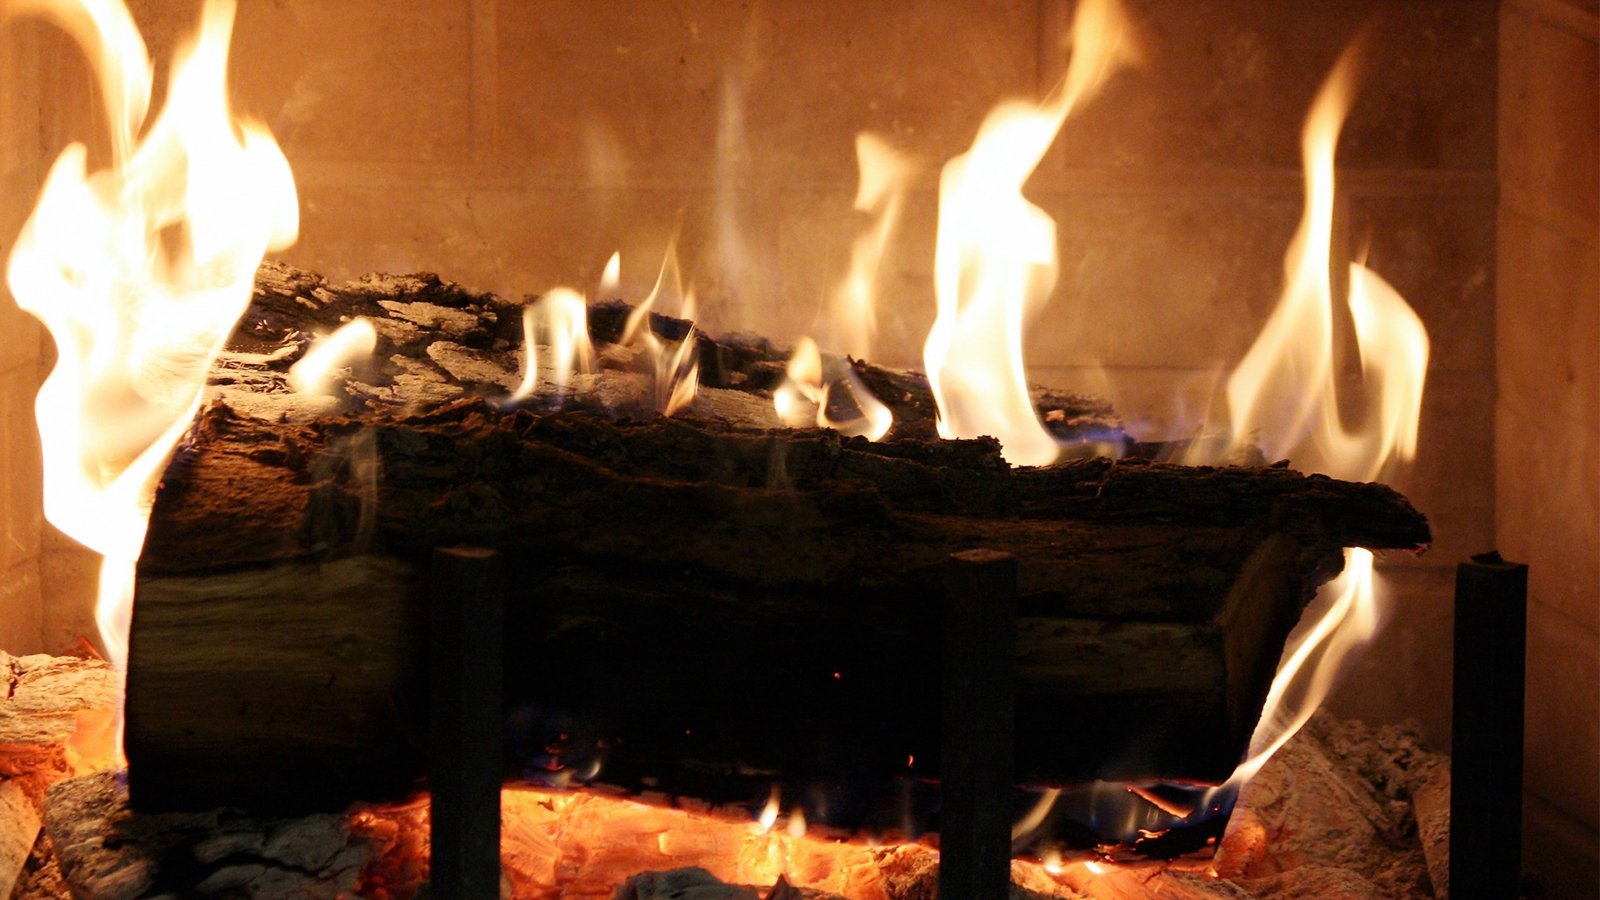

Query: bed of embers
left=0, top=650, right=1449, bottom=899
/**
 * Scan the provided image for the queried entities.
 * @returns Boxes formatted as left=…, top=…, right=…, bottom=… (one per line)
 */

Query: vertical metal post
left=940, top=549, right=1017, bottom=900
left=430, top=546, right=505, bottom=899
left=1450, top=550, right=1527, bottom=900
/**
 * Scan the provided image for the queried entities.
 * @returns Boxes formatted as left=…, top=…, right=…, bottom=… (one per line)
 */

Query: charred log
left=124, top=264, right=1430, bottom=815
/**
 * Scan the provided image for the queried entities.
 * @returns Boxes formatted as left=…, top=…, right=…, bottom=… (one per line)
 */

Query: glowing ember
left=348, top=786, right=1105, bottom=899
left=496, top=788, right=904, bottom=898
left=7, top=0, right=297, bottom=739
left=922, top=0, right=1137, bottom=467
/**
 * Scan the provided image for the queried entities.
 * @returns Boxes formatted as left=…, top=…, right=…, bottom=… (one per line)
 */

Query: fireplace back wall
left=0, top=0, right=1593, bottom=894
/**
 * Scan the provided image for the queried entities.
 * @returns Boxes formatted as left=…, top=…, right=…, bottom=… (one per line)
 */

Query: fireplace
left=0, top=0, right=1593, bottom=898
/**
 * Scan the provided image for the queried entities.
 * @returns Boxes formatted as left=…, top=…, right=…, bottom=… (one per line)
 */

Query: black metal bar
left=1450, top=550, right=1528, bottom=900
left=430, top=546, right=506, bottom=899
left=940, top=548, right=1017, bottom=900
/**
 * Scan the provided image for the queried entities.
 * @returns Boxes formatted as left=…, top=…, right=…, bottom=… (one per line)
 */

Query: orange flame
left=1188, top=40, right=1429, bottom=808
left=1233, top=546, right=1381, bottom=784
left=1222, top=42, right=1428, bottom=484
left=7, top=0, right=297, bottom=708
left=1012, top=39, right=1431, bottom=854
left=830, top=132, right=913, bottom=361
left=287, top=318, right=376, bottom=396
left=923, top=0, right=1136, bottom=466
left=599, top=250, right=621, bottom=296
left=773, top=337, right=893, bottom=441
left=621, top=239, right=700, bottom=416
left=773, top=132, right=908, bottom=442
left=510, top=287, right=594, bottom=402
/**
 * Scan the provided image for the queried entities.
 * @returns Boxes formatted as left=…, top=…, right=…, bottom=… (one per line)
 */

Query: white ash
left=1214, top=711, right=1449, bottom=899
left=43, top=771, right=372, bottom=900
left=376, top=299, right=482, bottom=337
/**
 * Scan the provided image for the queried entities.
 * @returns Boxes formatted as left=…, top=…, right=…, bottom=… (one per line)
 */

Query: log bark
left=125, top=264, right=1430, bottom=816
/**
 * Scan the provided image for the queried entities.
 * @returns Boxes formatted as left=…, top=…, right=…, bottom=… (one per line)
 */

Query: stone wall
left=1496, top=0, right=1600, bottom=896
left=0, top=17, right=49, bottom=654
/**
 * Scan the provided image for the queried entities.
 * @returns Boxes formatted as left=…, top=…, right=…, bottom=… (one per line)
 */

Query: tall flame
left=1019, top=40, right=1430, bottom=865
left=1054, top=41, right=1433, bottom=854
left=770, top=132, right=909, bottom=442
left=1223, top=41, right=1428, bottom=484
left=7, top=0, right=298, bottom=695
left=923, top=0, right=1136, bottom=467
left=1217, top=36, right=1428, bottom=793
left=830, top=132, right=913, bottom=361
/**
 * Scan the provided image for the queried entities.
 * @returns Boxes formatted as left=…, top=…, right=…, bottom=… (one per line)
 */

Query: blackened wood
left=123, top=263, right=1433, bottom=813
left=429, top=547, right=505, bottom=899
left=1449, top=551, right=1527, bottom=900
left=126, top=557, right=429, bottom=812
left=125, top=404, right=1427, bottom=809
left=939, top=550, right=1016, bottom=900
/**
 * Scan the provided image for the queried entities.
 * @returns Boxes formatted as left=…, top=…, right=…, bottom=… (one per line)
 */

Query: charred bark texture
left=124, top=264, right=1430, bottom=814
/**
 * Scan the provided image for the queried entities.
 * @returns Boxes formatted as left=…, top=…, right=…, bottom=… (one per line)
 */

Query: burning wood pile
left=120, top=261, right=1428, bottom=822
left=0, top=0, right=1453, bottom=895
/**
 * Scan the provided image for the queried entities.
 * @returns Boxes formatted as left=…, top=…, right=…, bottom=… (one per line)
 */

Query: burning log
left=123, top=264, right=1430, bottom=815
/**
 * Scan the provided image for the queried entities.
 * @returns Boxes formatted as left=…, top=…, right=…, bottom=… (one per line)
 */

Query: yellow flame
left=785, top=806, right=807, bottom=840
left=1233, top=547, right=1381, bottom=784
left=287, top=319, right=376, bottom=395
left=513, top=305, right=539, bottom=402
left=599, top=250, right=621, bottom=296
left=773, top=336, right=893, bottom=441
left=830, top=132, right=913, bottom=360
left=923, top=0, right=1136, bottom=466
left=1011, top=787, right=1060, bottom=841
left=1224, top=42, right=1428, bottom=484
left=1206, top=40, right=1428, bottom=797
left=510, top=288, right=594, bottom=403
left=769, top=132, right=906, bottom=442
left=756, top=786, right=780, bottom=835
left=7, top=0, right=297, bottom=694
left=622, top=236, right=699, bottom=416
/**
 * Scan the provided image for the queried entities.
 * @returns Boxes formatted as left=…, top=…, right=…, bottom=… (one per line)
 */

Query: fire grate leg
left=940, top=549, right=1018, bottom=900
left=1449, top=550, right=1527, bottom=900
left=430, top=546, right=506, bottom=899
